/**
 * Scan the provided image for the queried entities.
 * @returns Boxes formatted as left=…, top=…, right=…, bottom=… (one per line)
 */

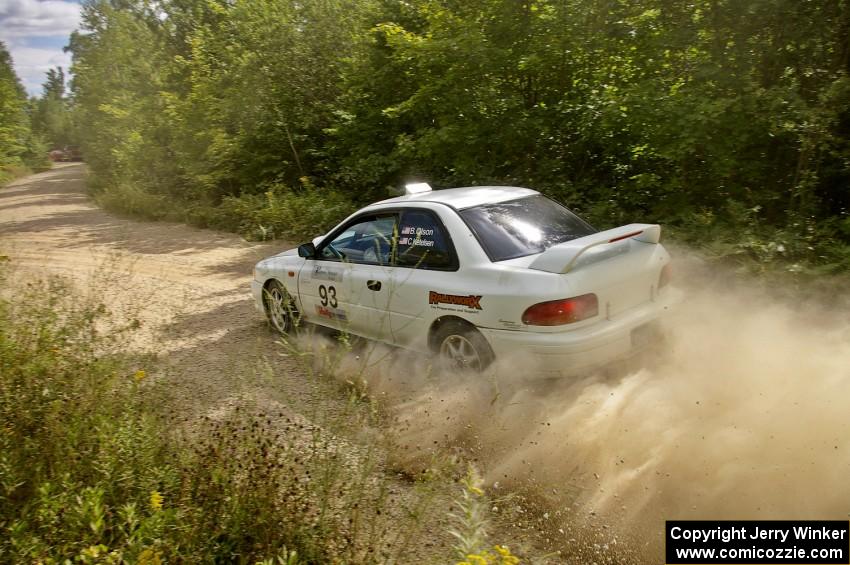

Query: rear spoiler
left=528, top=223, right=660, bottom=274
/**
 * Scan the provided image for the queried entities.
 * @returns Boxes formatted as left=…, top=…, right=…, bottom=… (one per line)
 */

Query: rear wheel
left=433, top=321, right=494, bottom=372
left=263, top=280, right=297, bottom=334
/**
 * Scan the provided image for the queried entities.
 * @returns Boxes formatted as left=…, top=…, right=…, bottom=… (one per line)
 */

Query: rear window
left=459, top=195, right=596, bottom=261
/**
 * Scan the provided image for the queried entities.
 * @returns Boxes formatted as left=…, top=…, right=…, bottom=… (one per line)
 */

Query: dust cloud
left=306, top=252, right=850, bottom=556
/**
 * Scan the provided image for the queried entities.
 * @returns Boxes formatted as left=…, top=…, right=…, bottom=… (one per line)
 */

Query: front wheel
left=433, top=321, right=494, bottom=372
left=263, top=280, right=298, bottom=334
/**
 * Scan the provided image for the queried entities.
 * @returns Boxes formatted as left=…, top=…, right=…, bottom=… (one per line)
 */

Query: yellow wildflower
left=134, top=369, right=146, bottom=382
left=137, top=548, right=163, bottom=565
left=457, top=546, right=520, bottom=565
left=494, top=545, right=520, bottom=564
left=149, top=490, right=163, bottom=511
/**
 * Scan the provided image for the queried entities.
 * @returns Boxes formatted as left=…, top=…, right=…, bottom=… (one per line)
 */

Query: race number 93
left=319, top=285, right=337, bottom=308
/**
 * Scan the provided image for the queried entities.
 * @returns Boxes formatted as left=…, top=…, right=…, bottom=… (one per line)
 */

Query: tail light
left=659, top=263, right=672, bottom=289
left=522, top=294, right=599, bottom=326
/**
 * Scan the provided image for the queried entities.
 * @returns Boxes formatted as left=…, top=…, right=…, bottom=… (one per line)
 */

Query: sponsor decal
left=428, top=291, right=483, bottom=310
left=312, top=265, right=343, bottom=282
left=315, top=304, right=348, bottom=321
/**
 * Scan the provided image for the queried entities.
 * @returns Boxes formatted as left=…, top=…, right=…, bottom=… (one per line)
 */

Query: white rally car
left=251, top=184, right=676, bottom=376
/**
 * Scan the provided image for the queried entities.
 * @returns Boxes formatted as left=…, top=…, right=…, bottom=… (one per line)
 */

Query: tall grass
left=0, top=273, right=172, bottom=563
left=0, top=264, right=426, bottom=563
left=0, top=163, right=34, bottom=186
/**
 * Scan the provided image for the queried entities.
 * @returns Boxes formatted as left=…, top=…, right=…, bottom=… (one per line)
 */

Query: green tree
left=0, top=41, right=47, bottom=182
left=32, top=66, right=75, bottom=149
left=68, top=0, right=176, bottom=192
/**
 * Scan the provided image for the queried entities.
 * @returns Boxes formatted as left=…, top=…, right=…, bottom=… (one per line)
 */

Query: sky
left=0, top=0, right=83, bottom=96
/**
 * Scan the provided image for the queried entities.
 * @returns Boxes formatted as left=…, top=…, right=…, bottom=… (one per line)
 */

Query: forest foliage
left=0, top=42, right=50, bottom=183
left=26, top=0, right=850, bottom=271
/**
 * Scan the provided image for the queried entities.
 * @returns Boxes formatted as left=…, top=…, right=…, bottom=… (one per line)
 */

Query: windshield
left=459, top=195, right=596, bottom=261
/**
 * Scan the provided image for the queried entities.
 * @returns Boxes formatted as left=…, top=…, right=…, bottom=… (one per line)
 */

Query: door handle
left=366, top=280, right=382, bottom=291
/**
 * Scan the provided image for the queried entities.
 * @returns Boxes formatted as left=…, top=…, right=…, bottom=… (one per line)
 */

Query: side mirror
left=297, top=242, right=316, bottom=258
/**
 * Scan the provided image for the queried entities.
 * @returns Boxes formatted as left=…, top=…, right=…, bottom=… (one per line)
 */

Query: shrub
left=212, top=185, right=357, bottom=242
left=91, top=178, right=357, bottom=244
left=91, top=180, right=174, bottom=221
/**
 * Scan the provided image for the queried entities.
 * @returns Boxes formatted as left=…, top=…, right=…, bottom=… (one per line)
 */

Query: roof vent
left=404, top=182, right=432, bottom=195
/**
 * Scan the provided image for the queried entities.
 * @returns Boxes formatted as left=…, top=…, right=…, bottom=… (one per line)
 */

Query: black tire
left=262, top=280, right=298, bottom=334
left=432, top=320, right=495, bottom=372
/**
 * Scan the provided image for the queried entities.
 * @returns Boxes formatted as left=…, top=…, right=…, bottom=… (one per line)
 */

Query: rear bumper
left=480, top=288, right=681, bottom=377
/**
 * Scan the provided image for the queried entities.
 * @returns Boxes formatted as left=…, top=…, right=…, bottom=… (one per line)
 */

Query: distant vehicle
left=252, top=183, right=677, bottom=376
left=49, top=146, right=83, bottom=162
left=62, top=146, right=83, bottom=162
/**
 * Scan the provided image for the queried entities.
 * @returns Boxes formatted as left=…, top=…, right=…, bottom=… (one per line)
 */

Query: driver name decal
left=428, top=291, right=483, bottom=310
left=401, top=226, right=433, bottom=236
left=399, top=226, right=436, bottom=247
left=398, top=237, right=435, bottom=247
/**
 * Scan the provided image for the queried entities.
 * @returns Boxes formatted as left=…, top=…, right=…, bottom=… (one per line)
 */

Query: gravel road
left=0, top=163, right=305, bottom=412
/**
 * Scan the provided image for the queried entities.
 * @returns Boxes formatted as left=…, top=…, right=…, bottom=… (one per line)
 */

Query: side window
left=396, top=210, right=456, bottom=270
left=319, top=215, right=397, bottom=265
